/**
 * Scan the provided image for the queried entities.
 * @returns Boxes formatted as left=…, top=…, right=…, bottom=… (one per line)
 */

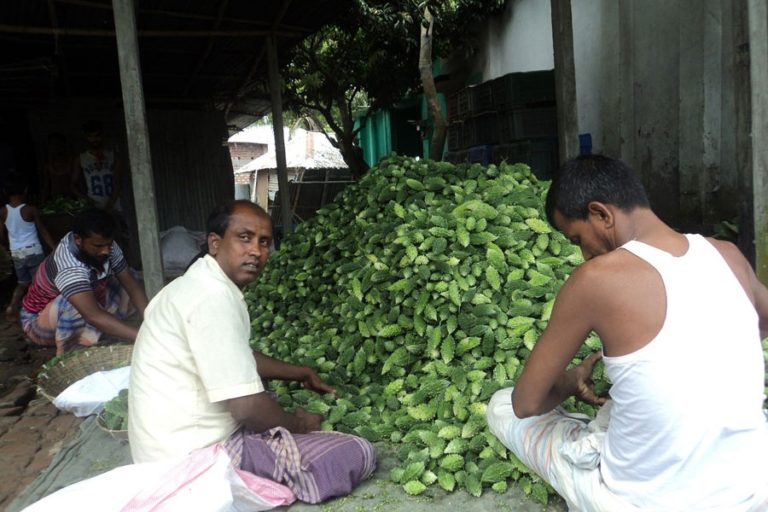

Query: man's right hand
left=571, top=351, right=608, bottom=406
left=294, top=407, right=323, bottom=433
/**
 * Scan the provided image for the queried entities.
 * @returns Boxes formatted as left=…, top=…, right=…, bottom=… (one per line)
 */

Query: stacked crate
left=445, top=70, right=558, bottom=174
left=491, top=70, right=558, bottom=179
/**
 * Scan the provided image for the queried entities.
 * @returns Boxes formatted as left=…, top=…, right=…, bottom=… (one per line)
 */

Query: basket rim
left=36, top=344, right=133, bottom=401
left=96, top=410, right=129, bottom=440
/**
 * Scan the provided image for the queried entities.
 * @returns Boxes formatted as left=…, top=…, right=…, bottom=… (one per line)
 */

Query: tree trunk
left=338, top=136, right=369, bottom=180
left=336, top=93, right=369, bottom=179
left=419, top=7, right=447, bottom=161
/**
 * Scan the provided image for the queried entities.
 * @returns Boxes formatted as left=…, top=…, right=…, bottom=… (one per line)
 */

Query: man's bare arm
left=512, top=264, right=603, bottom=418
left=254, top=352, right=336, bottom=395
left=106, top=156, right=122, bottom=209
left=750, top=270, right=768, bottom=339
left=30, top=206, right=57, bottom=251
left=70, top=156, right=88, bottom=200
left=68, top=290, right=139, bottom=340
left=227, top=392, right=322, bottom=434
left=115, top=268, right=148, bottom=318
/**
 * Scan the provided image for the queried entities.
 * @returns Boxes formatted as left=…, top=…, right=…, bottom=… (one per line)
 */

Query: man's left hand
left=301, top=368, right=337, bottom=396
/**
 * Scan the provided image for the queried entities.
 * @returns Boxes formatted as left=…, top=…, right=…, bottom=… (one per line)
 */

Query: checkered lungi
left=20, top=276, right=133, bottom=355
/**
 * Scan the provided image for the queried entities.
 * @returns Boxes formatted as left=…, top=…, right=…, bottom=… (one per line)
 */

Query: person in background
left=486, top=154, right=768, bottom=511
left=0, top=174, right=57, bottom=319
left=20, top=208, right=146, bottom=355
left=71, top=120, right=122, bottom=210
left=42, top=132, right=73, bottom=202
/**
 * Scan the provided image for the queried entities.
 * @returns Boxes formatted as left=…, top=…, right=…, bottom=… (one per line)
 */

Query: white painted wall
left=479, top=0, right=609, bottom=153
left=482, top=0, right=553, bottom=76
left=475, top=0, right=741, bottom=232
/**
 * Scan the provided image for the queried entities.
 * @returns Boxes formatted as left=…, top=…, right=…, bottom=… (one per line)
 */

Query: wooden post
left=748, top=0, right=768, bottom=281
left=266, top=32, right=292, bottom=236
left=550, top=0, right=579, bottom=164
left=112, top=0, right=163, bottom=297
left=677, top=0, right=705, bottom=232
left=254, top=170, right=269, bottom=209
left=734, top=0, right=755, bottom=264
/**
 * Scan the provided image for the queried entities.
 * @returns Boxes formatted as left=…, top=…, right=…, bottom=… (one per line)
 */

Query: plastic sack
left=23, top=443, right=295, bottom=512
left=52, top=366, right=131, bottom=417
left=159, top=226, right=205, bottom=278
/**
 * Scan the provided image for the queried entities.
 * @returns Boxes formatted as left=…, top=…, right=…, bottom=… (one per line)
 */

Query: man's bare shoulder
left=568, top=249, right=647, bottom=288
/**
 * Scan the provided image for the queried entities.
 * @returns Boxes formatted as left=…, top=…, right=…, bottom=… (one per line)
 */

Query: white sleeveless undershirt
left=601, top=234, right=768, bottom=510
left=5, top=203, right=41, bottom=251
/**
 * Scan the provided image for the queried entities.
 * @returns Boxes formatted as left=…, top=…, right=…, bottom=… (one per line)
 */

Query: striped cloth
left=486, top=388, right=639, bottom=512
left=487, top=388, right=768, bottom=511
left=233, top=427, right=376, bottom=504
left=21, top=232, right=127, bottom=314
left=21, top=275, right=133, bottom=355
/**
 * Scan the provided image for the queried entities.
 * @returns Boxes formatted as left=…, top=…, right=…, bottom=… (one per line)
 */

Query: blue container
left=467, top=144, right=495, bottom=165
left=579, top=133, right=592, bottom=155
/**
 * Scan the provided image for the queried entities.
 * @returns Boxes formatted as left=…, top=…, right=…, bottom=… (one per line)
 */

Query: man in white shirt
left=129, top=200, right=334, bottom=463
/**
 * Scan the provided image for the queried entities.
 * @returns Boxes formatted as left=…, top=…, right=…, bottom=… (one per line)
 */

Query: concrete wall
left=478, top=0, right=740, bottom=232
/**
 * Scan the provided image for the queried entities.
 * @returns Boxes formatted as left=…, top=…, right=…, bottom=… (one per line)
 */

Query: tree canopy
left=281, top=0, right=505, bottom=177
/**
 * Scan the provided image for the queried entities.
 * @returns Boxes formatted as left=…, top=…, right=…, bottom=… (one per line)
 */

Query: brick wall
left=228, top=142, right=267, bottom=172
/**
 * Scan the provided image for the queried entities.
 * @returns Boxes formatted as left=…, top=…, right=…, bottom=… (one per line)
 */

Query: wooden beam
left=47, top=0, right=72, bottom=96
left=734, top=0, right=755, bottom=264
left=550, top=0, right=580, bottom=164
left=54, top=0, right=312, bottom=33
left=267, top=32, right=293, bottom=235
left=112, top=0, right=163, bottom=298
left=183, top=0, right=230, bottom=96
left=0, top=24, right=302, bottom=38
left=748, top=0, right=768, bottom=281
left=224, top=0, right=293, bottom=118
left=677, top=0, right=705, bottom=231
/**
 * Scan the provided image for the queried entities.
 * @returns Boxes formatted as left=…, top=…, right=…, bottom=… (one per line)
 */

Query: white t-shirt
left=80, top=149, right=116, bottom=208
left=128, top=255, right=264, bottom=463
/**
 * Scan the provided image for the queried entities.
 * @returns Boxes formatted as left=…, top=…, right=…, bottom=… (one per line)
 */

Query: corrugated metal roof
left=0, top=0, right=348, bottom=129
left=236, top=128, right=347, bottom=172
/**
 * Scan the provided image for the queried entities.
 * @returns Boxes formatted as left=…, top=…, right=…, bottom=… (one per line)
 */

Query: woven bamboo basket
left=36, top=344, right=133, bottom=402
left=96, top=409, right=129, bottom=441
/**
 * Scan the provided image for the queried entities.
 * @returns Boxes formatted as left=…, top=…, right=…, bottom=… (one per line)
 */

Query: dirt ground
left=0, top=251, right=565, bottom=511
left=0, top=263, right=86, bottom=510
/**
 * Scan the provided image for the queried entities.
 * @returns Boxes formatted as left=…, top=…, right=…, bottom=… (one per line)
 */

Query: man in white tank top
left=486, top=155, right=768, bottom=511
left=0, top=174, right=56, bottom=319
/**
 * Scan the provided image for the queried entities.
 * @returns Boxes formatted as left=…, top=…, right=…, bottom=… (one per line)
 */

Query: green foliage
left=247, top=156, right=591, bottom=502
left=101, top=389, right=129, bottom=431
left=41, top=197, right=89, bottom=215
left=281, top=1, right=506, bottom=174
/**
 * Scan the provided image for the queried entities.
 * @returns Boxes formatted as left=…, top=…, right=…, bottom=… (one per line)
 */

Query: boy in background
left=1, top=174, right=57, bottom=319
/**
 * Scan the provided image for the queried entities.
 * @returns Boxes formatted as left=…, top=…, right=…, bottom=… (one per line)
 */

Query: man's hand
left=301, top=368, right=337, bottom=396
left=229, top=393, right=324, bottom=434
left=571, top=351, right=608, bottom=406
left=294, top=407, right=323, bottom=433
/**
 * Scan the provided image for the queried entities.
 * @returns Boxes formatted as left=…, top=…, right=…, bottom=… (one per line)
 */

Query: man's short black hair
left=545, top=154, right=650, bottom=226
left=72, top=208, right=116, bottom=239
left=206, top=200, right=270, bottom=238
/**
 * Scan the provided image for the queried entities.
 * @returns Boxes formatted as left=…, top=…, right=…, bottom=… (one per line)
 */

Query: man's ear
left=208, top=233, right=221, bottom=256
left=73, top=233, right=82, bottom=247
left=587, top=201, right=615, bottom=228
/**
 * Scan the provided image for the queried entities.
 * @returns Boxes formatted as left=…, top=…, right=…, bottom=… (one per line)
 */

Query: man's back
left=594, top=234, right=768, bottom=509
